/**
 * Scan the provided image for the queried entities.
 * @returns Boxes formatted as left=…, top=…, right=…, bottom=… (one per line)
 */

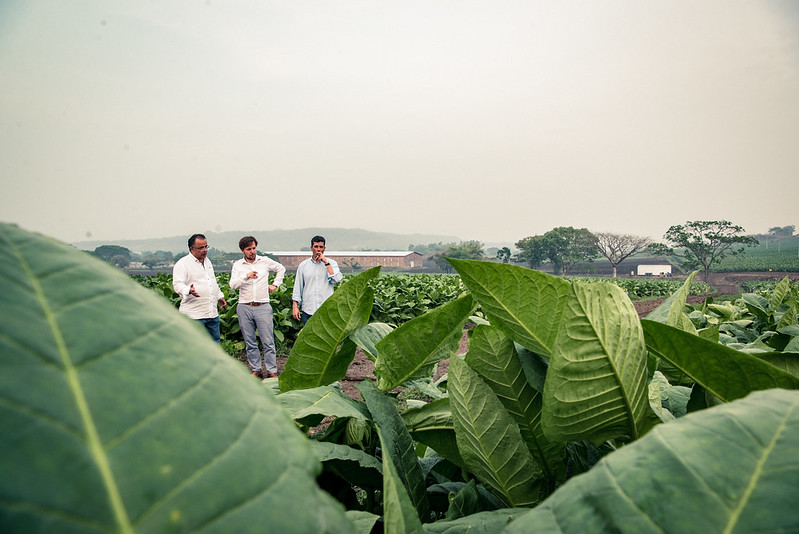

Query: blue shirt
left=292, top=258, right=343, bottom=315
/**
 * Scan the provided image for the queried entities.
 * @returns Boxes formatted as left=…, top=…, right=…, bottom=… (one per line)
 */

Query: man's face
left=242, top=243, right=257, bottom=262
left=191, top=238, right=209, bottom=261
left=311, top=241, right=325, bottom=260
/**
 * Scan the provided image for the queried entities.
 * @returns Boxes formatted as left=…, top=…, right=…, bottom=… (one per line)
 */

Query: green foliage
left=496, top=246, right=512, bottom=263
left=568, top=276, right=710, bottom=299
left=0, top=223, right=352, bottom=533
left=768, top=224, right=795, bottom=236
left=503, top=388, right=799, bottom=534
left=7, top=222, right=799, bottom=532
left=90, top=244, right=131, bottom=262
left=651, top=220, right=759, bottom=280
left=712, top=235, right=799, bottom=272
left=369, top=273, right=465, bottom=326
left=515, top=227, right=598, bottom=275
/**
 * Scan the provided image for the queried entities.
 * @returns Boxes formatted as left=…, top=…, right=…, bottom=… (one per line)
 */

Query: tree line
left=92, top=220, right=790, bottom=281
left=413, top=220, right=786, bottom=281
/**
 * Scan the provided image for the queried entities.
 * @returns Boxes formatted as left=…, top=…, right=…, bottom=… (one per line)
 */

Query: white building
left=636, top=264, right=672, bottom=276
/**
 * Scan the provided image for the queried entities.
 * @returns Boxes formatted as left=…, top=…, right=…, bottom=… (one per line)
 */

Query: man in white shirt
left=230, top=236, right=286, bottom=378
left=291, top=235, right=343, bottom=325
left=172, top=234, right=227, bottom=342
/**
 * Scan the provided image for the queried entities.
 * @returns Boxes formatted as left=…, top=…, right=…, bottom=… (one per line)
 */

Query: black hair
left=188, top=234, right=206, bottom=249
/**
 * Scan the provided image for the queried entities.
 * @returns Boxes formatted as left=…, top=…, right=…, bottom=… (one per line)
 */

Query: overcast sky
left=2, top=0, right=798, bottom=247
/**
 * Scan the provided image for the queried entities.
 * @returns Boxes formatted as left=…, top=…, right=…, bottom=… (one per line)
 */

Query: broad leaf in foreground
left=448, top=355, right=545, bottom=507
left=0, top=223, right=351, bottom=533
left=502, top=389, right=799, bottom=534
left=448, top=259, right=571, bottom=357
left=280, top=267, right=379, bottom=392
left=642, top=320, right=799, bottom=401
left=543, top=282, right=654, bottom=443
left=358, top=380, right=430, bottom=523
left=375, top=294, right=474, bottom=391
left=465, top=325, right=566, bottom=486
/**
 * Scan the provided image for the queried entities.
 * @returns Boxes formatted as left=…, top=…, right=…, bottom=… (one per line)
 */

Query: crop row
left=6, top=219, right=799, bottom=533
left=567, top=276, right=710, bottom=298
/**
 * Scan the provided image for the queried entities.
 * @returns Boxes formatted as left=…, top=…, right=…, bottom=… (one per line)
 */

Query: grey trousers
left=237, top=302, right=277, bottom=373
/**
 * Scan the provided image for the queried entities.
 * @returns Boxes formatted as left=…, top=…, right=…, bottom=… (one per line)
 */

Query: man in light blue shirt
left=291, top=235, right=343, bottom=324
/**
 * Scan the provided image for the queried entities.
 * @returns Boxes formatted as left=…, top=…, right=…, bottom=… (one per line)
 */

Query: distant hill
left=72, top=227, right=463, bottom=253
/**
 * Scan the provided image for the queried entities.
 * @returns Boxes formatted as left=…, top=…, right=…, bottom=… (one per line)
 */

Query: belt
left=242, top=302, right=267, bottom=306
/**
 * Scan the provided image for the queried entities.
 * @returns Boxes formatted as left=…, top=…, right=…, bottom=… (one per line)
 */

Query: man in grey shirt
left=291, top=235, right=342, bottom=325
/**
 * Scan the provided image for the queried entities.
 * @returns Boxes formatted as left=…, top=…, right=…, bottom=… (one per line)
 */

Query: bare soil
left=265, top=272, right=799, bottom=400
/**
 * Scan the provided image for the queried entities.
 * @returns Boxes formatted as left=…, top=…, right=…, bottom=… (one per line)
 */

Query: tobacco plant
left=3, top=222, right=799, bottom=534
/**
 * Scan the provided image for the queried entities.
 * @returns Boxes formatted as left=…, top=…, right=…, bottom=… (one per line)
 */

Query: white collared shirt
left=172, top=254, right=224, bottom=319
left=230, top=255, right=286, bottom=303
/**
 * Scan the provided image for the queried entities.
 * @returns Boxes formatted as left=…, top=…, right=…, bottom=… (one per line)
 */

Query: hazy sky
left=2, top=1, right=798, bottom=246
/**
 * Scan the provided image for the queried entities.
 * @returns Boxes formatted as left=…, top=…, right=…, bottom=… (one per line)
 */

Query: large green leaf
left=448, top=355, right=545, bottom=507
left=0, top=223, right=351, bottom=533
left=349, top=322, right=394, bottom=361
left=311, top=441, right=383, bottom=489
left=280, top=267, right=379, bottom=392
left=276, top=383, right=371, bottom=427
left=448, top=259, right=572, bottom=357
left=770, top=275, right=792, bottom=310
left=380, top=438, right=425, bottom=534
left=666, top=270, right=699, bottom=334
left=401, top=398, right=465, bottom=468
left=543, top=282, right=654, bottom=443
left=465, top=325, right=566, bottom=486
left=645, top=270, right=699, bottom=325
left=423, top=509, right=521, bottom=533
left=642, top=320, right=799, bottom=402
left=502, top=389, right=799, bottom=533
left=358, top=380, right=430, bottom=523
left=375, top=294, right=474, bottom=391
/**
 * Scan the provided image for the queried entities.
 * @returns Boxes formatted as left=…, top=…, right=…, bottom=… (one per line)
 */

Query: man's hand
left=218, top=297, right=227, bottom=309
left=189, top=284, right=200, bottom=297
left=292, top=302, right=301, bottom=321
left=268, top=284, right=277, bottom=293
left=246, top=271, right=258, bottom=279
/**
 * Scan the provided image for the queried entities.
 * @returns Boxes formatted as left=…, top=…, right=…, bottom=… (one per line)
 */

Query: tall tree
left=446, top=240, right=485, bottom=261
left=650, top=220, right=758, bottom=281
left=515, top=227, right=598, bottom=275
left=91, top=245, right=131, bottom=262
left=496, top=246, right=512, bottom=263
left=594, top=232, right=652, bottom=278
left=768, top=225, right=795, bottom=237
left=431, top=241, right=485, bottom=273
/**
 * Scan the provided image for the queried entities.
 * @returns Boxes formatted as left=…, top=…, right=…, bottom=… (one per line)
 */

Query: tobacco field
left=2, top=222, right=799, bottom=533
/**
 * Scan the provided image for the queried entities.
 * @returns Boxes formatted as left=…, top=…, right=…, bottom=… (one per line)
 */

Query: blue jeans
left=197, top=316, right=221, bottom=343
left=237, top=303, right=276, bottom=373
